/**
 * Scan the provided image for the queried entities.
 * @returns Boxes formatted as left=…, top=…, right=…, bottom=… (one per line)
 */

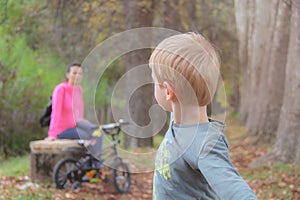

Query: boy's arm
left=197, top=135, right=258, bottom=200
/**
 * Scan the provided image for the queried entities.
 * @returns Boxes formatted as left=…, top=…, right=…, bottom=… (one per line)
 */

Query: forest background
left=0, top=0, right=299, bottom=168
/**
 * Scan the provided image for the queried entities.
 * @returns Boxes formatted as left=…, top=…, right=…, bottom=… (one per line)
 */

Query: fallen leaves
left=227, top=132, right=300, bottom=200
left=1, top=121, right=300, bottom=199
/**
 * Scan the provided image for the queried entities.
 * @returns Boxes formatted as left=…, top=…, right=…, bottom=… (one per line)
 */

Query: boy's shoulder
left=160, top=120, right=226, bottom=157
left=179, top=121, right=226, bottom=165
left=173, top=120, right=225, bottom=139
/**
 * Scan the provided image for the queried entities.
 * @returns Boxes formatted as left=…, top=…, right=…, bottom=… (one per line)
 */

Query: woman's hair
left=67, top=63, right=81, bottom=73
left=65, top=63, right=81, bottom=81
left=149, top=33, right=220, bottom=106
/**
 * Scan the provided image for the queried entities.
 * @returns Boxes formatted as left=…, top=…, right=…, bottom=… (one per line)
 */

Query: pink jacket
left=48, top=82, right=84, bottom=139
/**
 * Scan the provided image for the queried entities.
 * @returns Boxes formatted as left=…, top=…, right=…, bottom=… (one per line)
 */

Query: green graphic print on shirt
left=155, top=139, right=171, bottom=180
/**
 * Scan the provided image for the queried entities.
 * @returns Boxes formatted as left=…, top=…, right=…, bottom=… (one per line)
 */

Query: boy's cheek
left=156, top=99, right=172, bottom=112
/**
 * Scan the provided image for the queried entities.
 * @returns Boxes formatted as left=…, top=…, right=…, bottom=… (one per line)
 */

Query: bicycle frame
left=53, top=119, right=131, bottom=192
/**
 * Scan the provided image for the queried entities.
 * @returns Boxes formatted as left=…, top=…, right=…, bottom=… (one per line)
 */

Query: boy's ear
left=163, top=81, right=176, bottom=101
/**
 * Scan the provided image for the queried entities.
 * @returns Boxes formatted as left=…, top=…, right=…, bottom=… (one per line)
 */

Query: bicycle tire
left=53, top=158, right=81, bottom=189
left=112, top=161, right=131, bottom=193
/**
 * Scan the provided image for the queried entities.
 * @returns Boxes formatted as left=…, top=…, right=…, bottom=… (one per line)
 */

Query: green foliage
left=0, top=1, right=65, bottom=160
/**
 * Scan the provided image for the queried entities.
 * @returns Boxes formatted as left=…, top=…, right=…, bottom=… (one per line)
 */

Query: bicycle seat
left=101, top=123, right=118, bottom=131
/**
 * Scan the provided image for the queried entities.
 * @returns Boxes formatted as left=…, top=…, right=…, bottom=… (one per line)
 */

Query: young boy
left=149, top=33, right=257, bottom=200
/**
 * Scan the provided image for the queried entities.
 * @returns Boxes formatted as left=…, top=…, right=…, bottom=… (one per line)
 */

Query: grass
left=0, top=186, right=56, bottom=200
left=0, top=155, right=57, bottom=199
left=0, top=154, right=30, bottom=177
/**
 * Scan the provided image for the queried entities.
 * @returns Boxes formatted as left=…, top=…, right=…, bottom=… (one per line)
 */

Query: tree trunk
left=160, top=0, right=183, bottom=31
left=245, top=0, right=272, bottom=134
left=235, top=0, right=293, bottom=144
left=255, top=0, right=291, bottom=142
left=234, top=0, right=255, bottom=123
left=246, top=0, right=278, bottom=137
left=185, top=0, right=197, bottom=31
left=233, top=0, right=248, bottom=114
left=267, top=0, right=300, bottom=163
left=123, top=0, right=155, bottom=148
left=251, top=0, right=300, bottom=165
left=229, top=41, right=240, bottom=113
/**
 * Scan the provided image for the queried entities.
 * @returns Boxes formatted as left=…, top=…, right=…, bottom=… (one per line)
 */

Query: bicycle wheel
left=112, top=161, right=131, bottom=193
left=53, top=158, right=81, bottom=189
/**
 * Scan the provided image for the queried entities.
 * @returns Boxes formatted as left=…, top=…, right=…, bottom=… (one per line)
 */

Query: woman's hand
left=44, top=136, right=55, bottom=141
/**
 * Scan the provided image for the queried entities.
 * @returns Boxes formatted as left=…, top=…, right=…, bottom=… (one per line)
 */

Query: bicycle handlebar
left=76, top=119, right=129, bottom=148
left=101, top=119, right=129, bottom=135
left=117, top=119, right=130, bottom=126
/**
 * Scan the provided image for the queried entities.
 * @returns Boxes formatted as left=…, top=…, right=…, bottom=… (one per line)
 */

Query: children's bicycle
left=52, top=119, right=131, bottom=193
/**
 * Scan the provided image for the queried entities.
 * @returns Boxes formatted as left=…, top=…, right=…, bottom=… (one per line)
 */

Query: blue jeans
left=57, top=127, right=90, bottom=139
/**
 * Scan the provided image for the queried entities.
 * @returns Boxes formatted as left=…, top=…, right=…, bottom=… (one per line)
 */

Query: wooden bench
left=30, top=139, right=86, bottom=183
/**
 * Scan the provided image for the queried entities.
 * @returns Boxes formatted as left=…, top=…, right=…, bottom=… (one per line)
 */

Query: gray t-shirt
left=153, top=120, right=257, bottom=200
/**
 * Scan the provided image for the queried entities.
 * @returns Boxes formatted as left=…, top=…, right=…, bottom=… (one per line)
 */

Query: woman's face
left=66, top=66, right=82, bottom=86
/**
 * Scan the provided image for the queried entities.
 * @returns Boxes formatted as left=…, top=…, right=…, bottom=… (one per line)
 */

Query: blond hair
left=149, top=32, right=220, bottom=106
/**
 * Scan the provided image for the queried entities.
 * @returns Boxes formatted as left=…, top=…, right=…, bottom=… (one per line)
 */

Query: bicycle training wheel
left=53, top=158, right=81, bottom=189
left=112, top=161, right=131, bottom=193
